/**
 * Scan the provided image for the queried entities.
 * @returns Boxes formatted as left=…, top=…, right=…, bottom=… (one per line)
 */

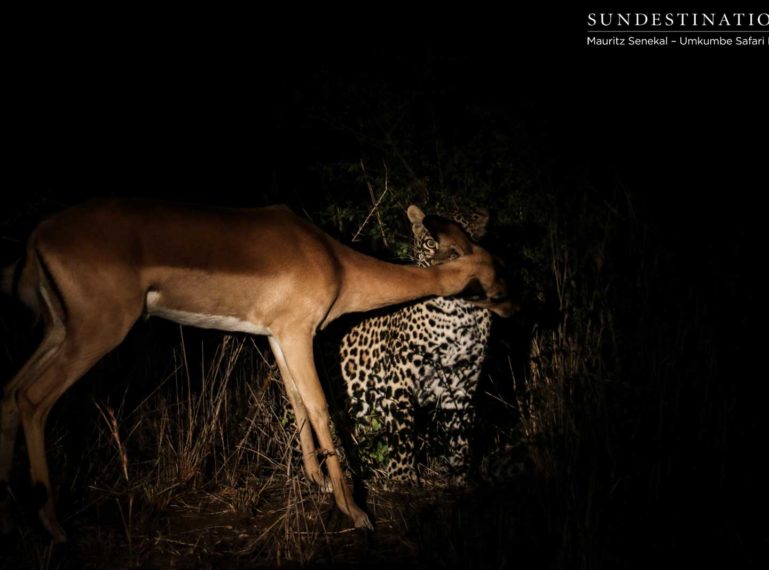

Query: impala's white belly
left=145, top=291, right=271, bottom=336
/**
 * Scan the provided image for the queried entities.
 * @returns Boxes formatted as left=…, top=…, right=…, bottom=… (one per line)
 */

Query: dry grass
left=78, top=333, right=350, bottom=568
left=3, top=327, right=497, bottom=569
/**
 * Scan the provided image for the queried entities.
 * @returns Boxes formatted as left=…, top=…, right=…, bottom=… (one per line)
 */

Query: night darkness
left=2, top=9, right=767, bottom=569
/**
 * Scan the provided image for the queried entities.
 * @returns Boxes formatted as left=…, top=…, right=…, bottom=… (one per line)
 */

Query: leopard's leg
left=436, top=365, right=482, bottom=486
left=383, top=394, right=417, bottom=484
left=381, top=365, right=417, bottom=484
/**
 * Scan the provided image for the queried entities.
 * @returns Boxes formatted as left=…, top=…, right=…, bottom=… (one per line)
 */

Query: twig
left=352, top=160, right=389, bottom=245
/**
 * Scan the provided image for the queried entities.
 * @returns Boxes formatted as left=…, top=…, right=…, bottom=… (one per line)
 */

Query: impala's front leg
left=268, top=337, right=332, bottom=493
left=271, top=330, right=373, bottom=530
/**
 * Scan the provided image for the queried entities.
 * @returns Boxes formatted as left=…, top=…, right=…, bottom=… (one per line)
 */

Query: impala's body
left=0, top=199, right=511, bottom=542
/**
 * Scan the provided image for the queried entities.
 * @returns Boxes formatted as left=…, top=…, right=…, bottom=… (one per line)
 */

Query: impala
left=0, top=199, right=512, bottom=542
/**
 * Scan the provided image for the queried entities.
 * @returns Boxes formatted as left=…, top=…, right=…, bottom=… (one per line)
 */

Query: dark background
left=8, top=9, right=765, bottom=400
left=3, top=8, right=767, bottom=567
left=8, top=11, right=766, bottom=217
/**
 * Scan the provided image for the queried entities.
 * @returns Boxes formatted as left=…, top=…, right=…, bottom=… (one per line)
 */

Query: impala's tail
left=2, top=246, right=45, bottom=321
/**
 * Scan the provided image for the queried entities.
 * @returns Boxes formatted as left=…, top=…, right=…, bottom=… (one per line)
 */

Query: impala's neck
left=333, top=246, right=474, bottom=319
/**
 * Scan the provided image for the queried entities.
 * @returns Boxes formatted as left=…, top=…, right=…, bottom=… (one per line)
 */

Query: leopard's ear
left=407, top=205, right=427, bottom=238
left=407, top=205, right=425, bottom=224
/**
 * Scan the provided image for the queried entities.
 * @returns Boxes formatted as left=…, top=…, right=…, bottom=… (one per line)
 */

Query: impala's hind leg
left=0, top=288, right=67, bottom=534
left=16, top=316, right=134, bottom=543
left=8, top=263, right=140, bottom=541
left=0, top=328, right=66, bottom=533
left=18, top=341, right=106, bottom=542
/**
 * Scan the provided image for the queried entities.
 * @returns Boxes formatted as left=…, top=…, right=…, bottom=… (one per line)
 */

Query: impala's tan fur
left=0, top=199, right=511, bottom=542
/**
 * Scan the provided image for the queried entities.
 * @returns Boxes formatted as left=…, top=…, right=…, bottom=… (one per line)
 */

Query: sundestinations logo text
left=587, top=13, right=769, bottom=28
left=585, top=12, right=768, bottom=47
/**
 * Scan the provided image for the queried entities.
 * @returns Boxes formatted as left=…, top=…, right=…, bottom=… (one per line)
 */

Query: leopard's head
left=407, top=205, right=490, bottom=267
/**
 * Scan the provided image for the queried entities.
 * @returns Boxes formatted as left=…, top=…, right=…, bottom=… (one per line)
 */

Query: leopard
left=339, top=204, right=494, bottom=485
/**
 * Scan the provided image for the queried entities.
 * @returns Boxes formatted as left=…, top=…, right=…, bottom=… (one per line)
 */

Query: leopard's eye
left=449, top=251, right=459, bottom=261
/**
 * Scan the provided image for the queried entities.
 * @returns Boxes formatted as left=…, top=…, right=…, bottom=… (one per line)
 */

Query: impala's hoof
left=40, top=511, right=67, bottom=544
left=353, top=511, right=374, bottom=531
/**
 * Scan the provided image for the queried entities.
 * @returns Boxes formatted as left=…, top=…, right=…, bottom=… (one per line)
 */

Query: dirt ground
left=1, top=473, right=535, bottom=569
